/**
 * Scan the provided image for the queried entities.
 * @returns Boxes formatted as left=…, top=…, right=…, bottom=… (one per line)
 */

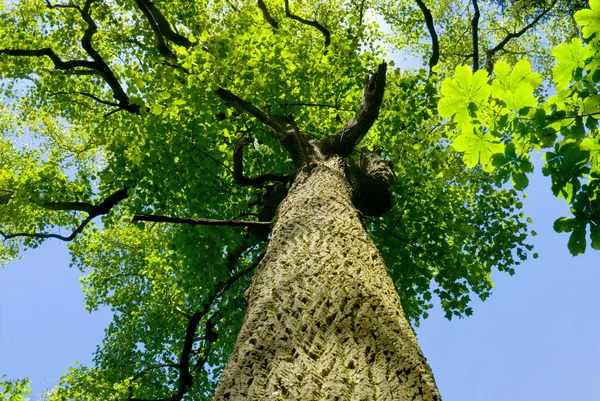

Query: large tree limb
left=471, top=0, right=481, bottom=71
left=484, top=0, right=556, bottom=73
left=133, top=0, right=178, bottom=65
left=0, top=187, right=129, bottom=242
left=257, top=0, right=279, bottom=29
left=215, top=88, right=310, bottom=166
left=132, top=213, right=272, bottom=227
left=414, top=0, right=439, bottom=70
left=233, top=136, right=289, bottom=187
left=284, top=0, right=330, bottom=47
left=139, top=0, right=193, bottom=48
left=319, top=62, right=387, bottom=157
left=214, top=88, right=287, bottom=139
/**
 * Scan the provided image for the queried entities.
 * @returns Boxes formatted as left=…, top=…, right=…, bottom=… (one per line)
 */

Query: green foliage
left=0, top=375, right=32, bottom=401
left=0, top=0, right=592, bottom=398
left=440, top=0, right=600, bottom=255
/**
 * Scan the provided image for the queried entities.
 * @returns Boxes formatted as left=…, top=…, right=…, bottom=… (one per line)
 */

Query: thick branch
left=484, top=0, right=556, bottom=73
left=132, top=213, right=272, bottom=227
left=0, top=187, right=129, bottom=242
left=284, top=0, right=330, bottom=47
left=414, top=0, right=439, bottom=69
left=234, top=136, right=289, bottom=187
left=140, top=0, right=193, bottom=48
left=214, top=88, right=287, bottom=139
left=0, top=48, right=96, bottom=71
left=133, top=0, right=178, bottom=65
left=320, top=62, right=387, bottom=157
left=471, top=0, right=480, bottom=71
left=73, top=0, right=131, bottom=106
left=257, top=0, right=279, bottom=29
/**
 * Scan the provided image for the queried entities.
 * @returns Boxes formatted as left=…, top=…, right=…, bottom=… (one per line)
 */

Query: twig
left=132, top=213, right=272, bottom=227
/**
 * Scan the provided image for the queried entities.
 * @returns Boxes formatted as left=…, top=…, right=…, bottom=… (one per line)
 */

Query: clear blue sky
left=1, top=153, right=599, bottom=400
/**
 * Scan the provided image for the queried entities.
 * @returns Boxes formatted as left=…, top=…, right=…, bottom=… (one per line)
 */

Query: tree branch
left=284, top=0, right=330, bottom=47
left=414, top=0, right=439, bottom=70
left=484, top=0, right=556, bottom=73
left=133, top=0, right=178, bottom=65
left=0, top=189, right=15, bottom=206
left=139, top=0, right=193, bottom=48
left=0, top=187, right=130, bottom=242
left=132, top=213, right=272, bottom=227
left=0, top=48, right=96, bottom=72
left=1, top=0, right=140, bottom=114
left=319, top=62, right=387, bottom=157
left=233, top=136, right=289, bottom=187
left=257, top=0, right=279, bottom=29
left=214, top=88, right=287, bottom=139
left=471, top=0, right=480, bottom=71
left=49, top=91, right=120, bottom=107
left=129, top=250, right=264, bottom=401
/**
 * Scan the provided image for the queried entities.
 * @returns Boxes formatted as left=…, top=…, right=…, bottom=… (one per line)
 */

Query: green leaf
left=581, top=137, right=600, bottom=169
left=438, top=65, right=491, bottom=131
left=452, top=128, right=504, bottom=170
left=554, top=217, right=579, bottom=232
left=575, top=0, right=600, bottom=38
left=568, top=227, right=587, bottom=256
left=492, top=60, right=541, bottom=111
left=512, top=171, right=529, bottom=190
left=151, top=104, right=163, bottom=115
left=552, top=39, right=591, bottom=89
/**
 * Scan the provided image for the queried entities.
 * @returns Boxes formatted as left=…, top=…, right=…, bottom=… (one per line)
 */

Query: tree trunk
left=213, top=156, right=441, bottom=401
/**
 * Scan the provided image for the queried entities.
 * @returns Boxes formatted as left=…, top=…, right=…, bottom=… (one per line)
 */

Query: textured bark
left=213, top=157, right=441, bottom=400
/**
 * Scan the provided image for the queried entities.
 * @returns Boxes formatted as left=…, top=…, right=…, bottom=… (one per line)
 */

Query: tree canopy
left=0, top=0, right=598, bottom=399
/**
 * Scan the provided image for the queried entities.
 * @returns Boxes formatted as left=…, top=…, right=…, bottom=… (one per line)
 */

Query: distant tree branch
left=257, top=0, right=279, bottom=29
left=49, top=91, right=120, bottom=107
left=0, top=48, right=96, bottom=73
left=0, top=187, right=130, bottom=242
left=284, top=0, right=330, bottom=47
left=287, top=102, right=353, bottom=112
left=129, top=249, right=265, bottom=401
left=233, top=136, right=289, bottom=187
left=132, top=213, right=272, bottom=227
left=415, top=0, right=439, bottom=69
left=0, top=1, right=140, bottom=114
left=0, top=189, right=15, bottom=205
left=471, top=0, right=481, bottom=71
left=484, top=0, right=556, bottom=73
left=320, top=62, right=387, bottom=157
left=131, top=363, right=180, bottom=381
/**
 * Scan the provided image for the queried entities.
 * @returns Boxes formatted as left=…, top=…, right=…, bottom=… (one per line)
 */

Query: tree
left=0, top=0, right=595, bottom=399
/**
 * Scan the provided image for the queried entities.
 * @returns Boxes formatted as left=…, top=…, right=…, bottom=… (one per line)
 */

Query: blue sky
left=1, top=151, right=599, bottom=400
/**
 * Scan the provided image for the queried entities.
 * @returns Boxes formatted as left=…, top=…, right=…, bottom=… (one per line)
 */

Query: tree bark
left=213, top=156, right=441, bottom=400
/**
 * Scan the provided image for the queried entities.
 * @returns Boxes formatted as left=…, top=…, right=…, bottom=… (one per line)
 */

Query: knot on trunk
left=346, top=150, right=394, bottom=216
